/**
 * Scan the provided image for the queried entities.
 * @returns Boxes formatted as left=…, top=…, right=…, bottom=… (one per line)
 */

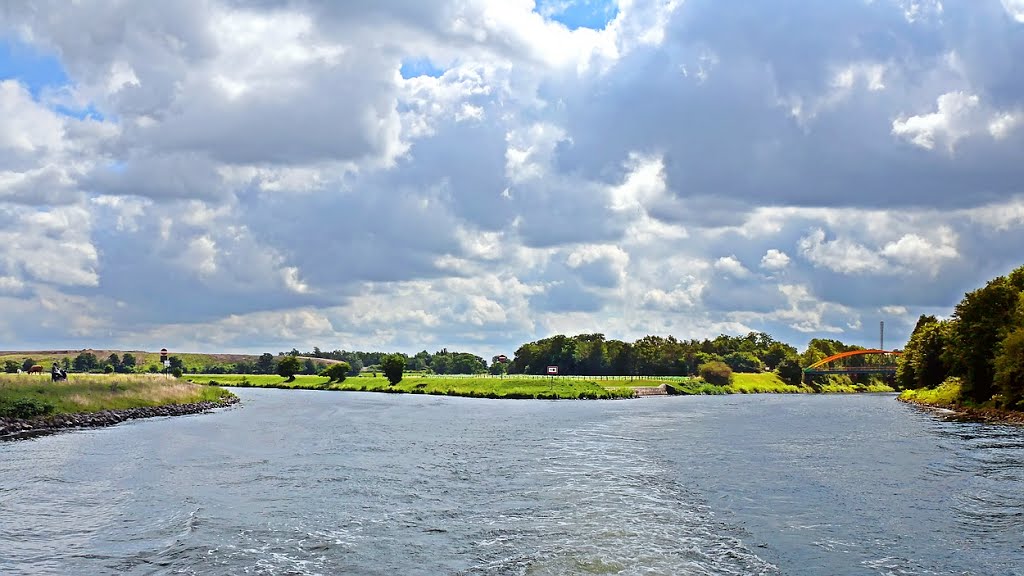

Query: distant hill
left=0, top=349, right=344, bottom=372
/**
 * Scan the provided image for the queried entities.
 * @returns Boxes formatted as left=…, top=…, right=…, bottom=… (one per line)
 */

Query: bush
left=698, top=361, right=733, bottom=386
left=104, top=365, right=115, bottom=374
left=171, top=367, right=183, bottom=378
left=324, top=362, right=351, bottom=383
left=776, top=358, right=804, bottom=387
left=0, top=398, right=56, bottom=419
left=380, top=354, right=406, bottom=385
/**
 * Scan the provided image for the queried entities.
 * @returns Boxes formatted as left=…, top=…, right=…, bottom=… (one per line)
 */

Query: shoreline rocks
left=898, top=397, right=1024, bottom=425
left=0, top=396, right=240, bottom=441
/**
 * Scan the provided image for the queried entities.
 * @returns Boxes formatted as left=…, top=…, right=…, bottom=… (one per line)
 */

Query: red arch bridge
left=802, top=349, right=902, bottom=376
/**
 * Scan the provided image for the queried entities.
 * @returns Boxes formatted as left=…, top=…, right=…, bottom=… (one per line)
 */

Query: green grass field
left=186, top=371, right=894, bottom=400
left=0, top=373, right=234, bottom=418
left=192, top=374, right=643, bottom=399
left=726, top=372, right=811, bottom=393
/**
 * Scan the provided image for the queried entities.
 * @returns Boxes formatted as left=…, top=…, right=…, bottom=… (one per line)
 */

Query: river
left=1, top=389, right=1022, bottom=575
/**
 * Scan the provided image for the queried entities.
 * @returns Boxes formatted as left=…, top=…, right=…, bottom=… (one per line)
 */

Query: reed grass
left=0, top=373, right=233, bottom=416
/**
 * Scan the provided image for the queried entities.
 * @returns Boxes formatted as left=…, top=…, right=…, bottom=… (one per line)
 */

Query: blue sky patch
left=0, top=37, right=104, bottom=120
left=0, top=38, right=70, bottom=97
left=400, top=57, right=446, bottom=79
left=536, top=0, right=619, bottom=30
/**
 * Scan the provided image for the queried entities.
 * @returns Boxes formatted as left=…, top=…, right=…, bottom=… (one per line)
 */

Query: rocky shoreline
left=898, top=397, right=1024, bottom=425
left=0, top=396, right=240, bottom=441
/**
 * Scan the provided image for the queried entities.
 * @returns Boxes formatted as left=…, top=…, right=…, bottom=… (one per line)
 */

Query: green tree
left=255, top=353, right=275, bottom=374
left=277, top=356, right=302, bottom=382
left=761, top=341, right=798, bottom=370
left=698, top=361, right=733, bottom=386
left=489, top=357, right=509, bottom=376
left=3, top=360, right=20, bottom=373
left=724, top=351, right=764, bottom=373
left=104, top=364, right=115, bottom=374
left=896, top=318, right=951, bottom=390
left=72, top=353, right=97, bottom=372
left=994, top=326, right=1024, bottom=408
left=948, top=274, right=1021, bottom=403
left=21, top=358, right=37, bottom=372
left=776, top=357, right=804, bottom=387
left=347, top=358, right=363, bottom=376
left=120, top=353, right=137, bottom=373
left=302, top=358, right=318, bottom=375
left=107, top=353, right=121, bottom=371
left=381, top=354, right=405, bottom=385
left=168, top=356, right=185, bottom=372
left=324, top=362, right=351, bottom=383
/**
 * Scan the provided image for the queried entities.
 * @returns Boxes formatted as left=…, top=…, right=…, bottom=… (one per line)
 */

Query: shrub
left=104, top=365, right=115, bottom=374
left=381, top=354, right=406, bottom=385
left=776, top=358, right=804, bottom=387
left=324, top=362, right=351, bottom=383
left=171, top=367, right=183, bottom=378
left=698, top=361, right=734, bottom=386
left=0, top=398, right=56, bottom=419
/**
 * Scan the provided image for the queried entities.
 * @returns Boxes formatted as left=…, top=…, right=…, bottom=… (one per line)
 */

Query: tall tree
left=255, top=353, right=275, bottom=374
left=896, top=316, right=951, bottom=390
left=277, top=356, right=302, bottom=382
left=948, top=275, right=1021, bottom=403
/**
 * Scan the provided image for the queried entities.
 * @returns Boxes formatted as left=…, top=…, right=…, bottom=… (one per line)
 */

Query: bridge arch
left=804, top=349, right=902, bottom=375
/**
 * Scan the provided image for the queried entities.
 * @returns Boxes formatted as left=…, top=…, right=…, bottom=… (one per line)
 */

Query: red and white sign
left=546, top=365, right=559, bottom=375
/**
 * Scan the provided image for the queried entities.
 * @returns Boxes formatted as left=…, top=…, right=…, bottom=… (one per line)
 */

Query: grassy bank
left=727, top=372, right=810, bottom=393
left=897, top=379, right=1024, bottom=424
left=193, top=374, right=640, bottom=399
left=898, top=379, right=962, bottom=408
left=0, top=373, right=234, bottom=418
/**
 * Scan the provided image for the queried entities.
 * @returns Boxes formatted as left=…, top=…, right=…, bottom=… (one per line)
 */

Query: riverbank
left=0, top=396, right=240, bottom=440
left=898, top=380, right=1024, bottom=425
left=191, top=372, right=893, bottom=399
left=0, top=373, right=238, bottom=439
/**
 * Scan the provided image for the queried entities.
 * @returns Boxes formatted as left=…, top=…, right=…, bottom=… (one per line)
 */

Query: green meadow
left=0, top=373, right=234, bottom=419
left=189, top=371, right=893, bottom=399
left=192, top=374, right=644, bottom=399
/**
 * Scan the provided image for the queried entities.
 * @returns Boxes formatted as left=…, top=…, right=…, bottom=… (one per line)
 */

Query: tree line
left=897, top=264, right=1024, bottom=409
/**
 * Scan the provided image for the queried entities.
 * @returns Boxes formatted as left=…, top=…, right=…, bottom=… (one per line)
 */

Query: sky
left=1, top=0, right=1024, bottom=359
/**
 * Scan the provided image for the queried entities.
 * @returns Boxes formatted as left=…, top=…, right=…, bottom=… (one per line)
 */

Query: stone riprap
left=0, top=396, right=239, bottom=440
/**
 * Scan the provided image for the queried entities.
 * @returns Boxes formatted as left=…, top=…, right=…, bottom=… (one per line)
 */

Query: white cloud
left=1001, top=0, right=1024, bottom=22
left=798, top=226, right=958, bottom=277
left=798, top=228, right=887, bottom=275
left=1, top=0, right=1023, bottom=356
left=760, top=249, right=791, bottom=271
left=892, top=91, right=1022, bottom=152
left=713, top=255, right=751, bottom=278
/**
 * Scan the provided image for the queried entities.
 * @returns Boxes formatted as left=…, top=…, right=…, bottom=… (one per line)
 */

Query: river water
left=1, top=390, right=1022, bottom=575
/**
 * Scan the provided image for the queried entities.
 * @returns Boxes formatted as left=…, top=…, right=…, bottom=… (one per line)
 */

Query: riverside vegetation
left=192, top=371, right=894, bottom=400
left=0, top=373, right=235, bottom=421
left=897, top=263, right=1024, bottom=420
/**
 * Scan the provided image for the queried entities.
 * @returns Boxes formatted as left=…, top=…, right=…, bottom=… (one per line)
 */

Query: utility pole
left=880, top=321, right=885, bottom=351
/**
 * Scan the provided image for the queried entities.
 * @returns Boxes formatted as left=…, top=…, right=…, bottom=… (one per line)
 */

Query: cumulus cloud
left=760, top=249, right=791, bottom=271
left=1, top=0, right=1023, bottom=356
